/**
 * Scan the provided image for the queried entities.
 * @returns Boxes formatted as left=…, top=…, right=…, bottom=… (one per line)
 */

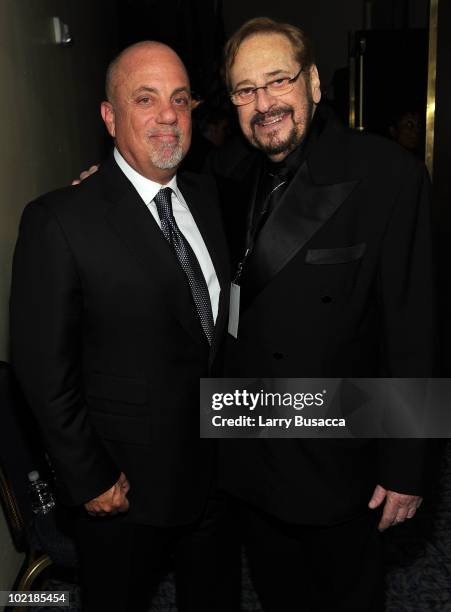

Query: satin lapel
left=242, top=157, right=263, bottom=253
left=241, top=162, right=360, bottom=308
left=100, top=159, right=207, bottom=346
left=177, top=172, right=231, bottom=364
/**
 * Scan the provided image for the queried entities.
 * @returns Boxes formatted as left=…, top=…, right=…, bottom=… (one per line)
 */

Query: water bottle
left=28, top=470, right=56, bottom=515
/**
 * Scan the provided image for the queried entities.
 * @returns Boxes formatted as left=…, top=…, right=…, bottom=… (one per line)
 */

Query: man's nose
left=157, top=100, right=178, bottom=124
left=254, top=87, right=276, bottom=114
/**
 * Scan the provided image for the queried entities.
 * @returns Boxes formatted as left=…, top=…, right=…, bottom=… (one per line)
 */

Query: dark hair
left=223, top=16, right=315, bottom=90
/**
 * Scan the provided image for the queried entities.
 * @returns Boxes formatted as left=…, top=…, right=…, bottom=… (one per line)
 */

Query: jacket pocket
left=305, top=243, right=366, bottom=265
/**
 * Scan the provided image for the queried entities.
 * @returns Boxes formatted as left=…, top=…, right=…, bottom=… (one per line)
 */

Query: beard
left=146, top=127, right=185, bottom=169
left=249, top=95, right=314, bottom=158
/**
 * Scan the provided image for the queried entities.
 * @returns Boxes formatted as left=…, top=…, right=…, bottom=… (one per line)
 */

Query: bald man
left=10, top=42, right=237, bottom=612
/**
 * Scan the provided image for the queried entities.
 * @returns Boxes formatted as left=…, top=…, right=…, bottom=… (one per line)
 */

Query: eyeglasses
left=230, top=67, right=304, bottom=106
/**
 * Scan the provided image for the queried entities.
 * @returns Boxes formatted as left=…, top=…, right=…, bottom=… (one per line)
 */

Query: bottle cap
left=28, top=470, right=40, bottom=482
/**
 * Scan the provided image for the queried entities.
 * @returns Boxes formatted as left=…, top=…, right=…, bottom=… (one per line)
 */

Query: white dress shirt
left=114, top=148, right=220, bottom=322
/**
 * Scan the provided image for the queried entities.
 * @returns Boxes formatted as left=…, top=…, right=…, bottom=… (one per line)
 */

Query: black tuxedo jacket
left=10, top=154, right=230, bottom=527
left=217, top=106, right=438, bottom=525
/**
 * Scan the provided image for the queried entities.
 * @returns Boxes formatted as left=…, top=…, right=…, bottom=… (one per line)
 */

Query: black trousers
left=240, top=501, right=384, bottom=612
left=75, top=492, right=240, bottom=612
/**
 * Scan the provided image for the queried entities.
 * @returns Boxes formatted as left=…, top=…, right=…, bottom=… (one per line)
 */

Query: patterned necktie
left=154, top=187, right=214, bottom=344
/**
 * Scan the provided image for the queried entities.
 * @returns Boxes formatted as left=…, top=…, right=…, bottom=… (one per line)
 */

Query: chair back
left=0, top=361, right=48, bottom=551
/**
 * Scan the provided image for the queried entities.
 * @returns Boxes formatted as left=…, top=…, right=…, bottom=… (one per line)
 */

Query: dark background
left=102, top=0, right=451, bottom=371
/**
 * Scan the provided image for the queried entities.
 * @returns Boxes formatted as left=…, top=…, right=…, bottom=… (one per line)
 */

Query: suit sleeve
left=10, top=201, right=120, bottom=506
left=379, top=161, right=438, bottom=376
left=376, top=161, right=438, bottom=495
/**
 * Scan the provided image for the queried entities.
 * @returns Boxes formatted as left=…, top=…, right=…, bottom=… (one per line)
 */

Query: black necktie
left=253, top=168, right=290, bottom=236
left=154, top=187, right=214, bottom=344
left=265, top=168, right=290, bottom=218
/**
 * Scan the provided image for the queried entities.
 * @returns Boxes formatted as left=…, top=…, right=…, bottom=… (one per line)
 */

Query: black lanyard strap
left=233, top=176, right=288, bottom=284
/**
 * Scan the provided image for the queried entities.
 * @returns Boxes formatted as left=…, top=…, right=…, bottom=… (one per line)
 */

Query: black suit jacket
left=217, top=106, right=438, bottom=525
left=10, top=154, right=230, bottom=527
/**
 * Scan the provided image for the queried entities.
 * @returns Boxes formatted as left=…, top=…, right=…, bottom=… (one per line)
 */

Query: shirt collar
left=113, top=147, right=185, bottom=206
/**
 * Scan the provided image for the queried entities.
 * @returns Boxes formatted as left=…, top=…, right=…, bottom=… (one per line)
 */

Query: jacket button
left=321, top=295, right=333, bottom=303
left=273, top=352, right=284, bottom=360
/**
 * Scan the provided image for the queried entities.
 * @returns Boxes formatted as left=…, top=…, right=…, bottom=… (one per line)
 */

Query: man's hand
left=71, top=164, right=99, bottom=185
left=368, top=484, right=422, bottom=531
left=84, top=472, right=130, bottom=516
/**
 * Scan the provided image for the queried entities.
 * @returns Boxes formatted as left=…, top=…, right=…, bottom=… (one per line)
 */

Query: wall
left=222, top=0, right=429, bottom=93
left=0, top=0, right=117, bottom=598
left=434, top=0, right=451, bottom=373
left=223, top=0, right=363, bottom=93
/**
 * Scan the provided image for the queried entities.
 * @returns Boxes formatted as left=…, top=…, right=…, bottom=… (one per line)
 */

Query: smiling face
left=230, top=32, right=321, bottom=162
left=101, top=43, right=192, bottom=183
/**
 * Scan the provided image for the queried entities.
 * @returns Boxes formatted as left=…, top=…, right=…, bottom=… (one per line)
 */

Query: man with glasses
left=10, top=41, right=237, bottom=612
left=217, top=17, right=437, bottom=611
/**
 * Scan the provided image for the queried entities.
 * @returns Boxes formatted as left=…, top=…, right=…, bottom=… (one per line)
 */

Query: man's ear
left=309, top=65, right=321, bottom=105
left=100, top=101, right=115, bottom=138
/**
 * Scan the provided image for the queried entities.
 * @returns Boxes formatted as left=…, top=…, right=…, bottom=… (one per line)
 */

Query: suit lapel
left=177, top=172, right=228, bottom=300
left=214, top=154, right=261, bottom=271
left=240, top=111, right=361, bottom=309
left=242, top=158, right=263, bottom=254
left=100, top=157, right=208, bottom=347
left=177, top=172, right=231, bottom=364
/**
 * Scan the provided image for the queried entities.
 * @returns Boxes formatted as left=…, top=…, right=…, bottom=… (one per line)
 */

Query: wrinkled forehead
left=230, top=33, right=298, bottom=86
left=114, top=46, right=190, bottom=96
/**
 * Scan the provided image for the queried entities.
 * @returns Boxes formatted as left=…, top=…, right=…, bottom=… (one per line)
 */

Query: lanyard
left=233, top=179, right=287, bottom=284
